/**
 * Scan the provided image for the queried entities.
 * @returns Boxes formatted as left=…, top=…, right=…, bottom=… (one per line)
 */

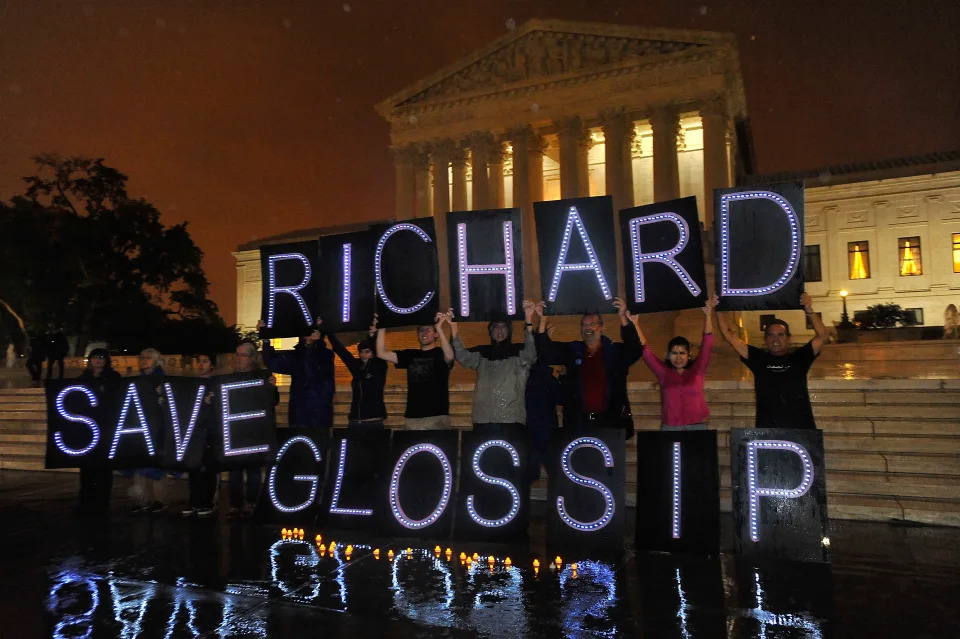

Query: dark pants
left=229, top=469, right=262, bottom=508
left=78, top=468, right=113, bottom=515
left=26, top=359, right=42, bottom=384
left=45, top=356, right=64, bottom=380
left=188, top=468, right=218, bottom=509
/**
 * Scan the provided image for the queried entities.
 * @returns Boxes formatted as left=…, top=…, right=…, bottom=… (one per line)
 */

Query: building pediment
left=377, top=19, right=732, bottom=114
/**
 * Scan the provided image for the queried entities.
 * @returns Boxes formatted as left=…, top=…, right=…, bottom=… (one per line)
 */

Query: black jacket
left=534, top=323, right=642, bottom=438
left=327, top=333, right=387, bottom=421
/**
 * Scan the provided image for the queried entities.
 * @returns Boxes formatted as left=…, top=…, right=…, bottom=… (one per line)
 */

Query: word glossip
left=260, top=183, right=806, bottom=336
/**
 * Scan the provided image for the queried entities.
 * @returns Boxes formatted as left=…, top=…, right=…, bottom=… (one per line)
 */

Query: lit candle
left=532, top=559, right=540, bottom=568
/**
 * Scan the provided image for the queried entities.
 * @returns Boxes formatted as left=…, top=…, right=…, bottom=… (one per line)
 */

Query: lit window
left=847, top=241, right=870, bottom=280
left=898, top=237, right=922, bottom=276
left=803, top=245, right=822, bottom=282
left=953, top=233, right=960, bottom=273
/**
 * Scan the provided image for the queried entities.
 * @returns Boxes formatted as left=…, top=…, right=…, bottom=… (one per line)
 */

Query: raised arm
left=435, top=311, right=455, bottom=364
left=801, top=292, right=827, bottom=356
left=533, top=302, right=567, bottom=366
left=326, top=331, right=360, bottom=375
left=518, top=299, right=538, bottom=367
left=375, top=321, right=399, bottom=365
left=716, top=309, right=749, bottom=359
left=448, top=310, right=480, bottom=369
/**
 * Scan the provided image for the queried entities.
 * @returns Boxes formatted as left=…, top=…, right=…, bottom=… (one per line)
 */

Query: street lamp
left=839, top=289, right=853, bottom=328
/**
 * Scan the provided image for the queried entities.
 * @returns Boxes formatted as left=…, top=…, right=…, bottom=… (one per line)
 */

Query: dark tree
left=1, top=155, right=233, bottom=355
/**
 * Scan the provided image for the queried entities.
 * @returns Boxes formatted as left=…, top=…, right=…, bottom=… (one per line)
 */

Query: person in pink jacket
left=632, top=295, right=718, bottom=430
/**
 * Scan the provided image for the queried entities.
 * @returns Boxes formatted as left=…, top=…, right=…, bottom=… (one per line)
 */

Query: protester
left=523, top=320, right=561, bottom=484
left=716, top=292, right=827, bottom=429
left=327, top=322, right=387, bottom=428
left=26, top=334, right=45, bottom=386
left=259, top=319, right=335, bottom=430
left=376, top=312, right=454, bottom=429
left=534, top=297, right=642, bottom=437
left=130, top=348, right=168, bottom=514
left=75, top=348, right=121, bottom=516
left=45, top=330, right=69, bottom=381
left=227, top=339, right=279, bottom=518
left=181, top=352, right=218, bottom=519
left=633, top=296, right=718, bottom=430
left=447, top=301, right=537, bottom=429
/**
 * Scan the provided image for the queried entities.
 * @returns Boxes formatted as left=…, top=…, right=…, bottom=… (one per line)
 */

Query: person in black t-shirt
left=717, top=293, right=828, bottom=429
left=328, top=321, right=388, bottom=428
left=375, top=312, right=454, bottom=429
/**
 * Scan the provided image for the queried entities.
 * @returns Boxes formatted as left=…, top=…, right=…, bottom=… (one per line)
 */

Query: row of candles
left=279, top=528, right=578, bottom=577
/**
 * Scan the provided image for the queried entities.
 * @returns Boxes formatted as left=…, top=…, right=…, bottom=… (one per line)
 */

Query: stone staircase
left=3, top=379, right=958, bottom=526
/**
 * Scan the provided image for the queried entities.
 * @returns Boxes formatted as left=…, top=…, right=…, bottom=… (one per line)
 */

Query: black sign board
left=213, top=372, right=278, bottom=470
left=455, top=425, right=531, bottom=542
left=158, top=377, right=211, bottom=470
left=620, top=196, right=707, bottom=314
left=535, top=196, right=619, bottom=316
left=45, top=380, right=117, bottom=469
left=384, top=429, right=459, bottom=539
left=446, top=209, right=524, bottom=322
left=259, top=428, right=328, bottom=525
left=322, top=428, right=391, bottom=530
left=259, top=240, right=321, bottom=338
left=546, top=428, right=626, bottom=550
left=316, top=230, right=377, bottom=333
left=714, top=182, right=805, bottom=311
left=730, top=428, right=829, bottom=563
left=372, top=218, right=440, bottom=329
left=635, top=430, right=720, bottom=554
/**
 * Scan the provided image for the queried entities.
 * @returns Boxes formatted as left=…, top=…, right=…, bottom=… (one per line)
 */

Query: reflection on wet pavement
left=1, top=472, right=953, bottom=638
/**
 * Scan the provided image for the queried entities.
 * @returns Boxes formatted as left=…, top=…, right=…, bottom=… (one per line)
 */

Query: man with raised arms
left=716, top=292, right=828, bottom=429
left=376, top=313, right=455, bottom=430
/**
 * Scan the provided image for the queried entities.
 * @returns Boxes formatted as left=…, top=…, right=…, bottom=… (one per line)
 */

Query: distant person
left=632, top=296, right=718, bottom=430
left=376, top=313, right=454, bottom=429
left=26, top=334, right=45, bottom=386
left=182, top=351, right=218, bottom=519
left=227, top=339, right=279, bottom=518
left=944, top=304, right=960, bottom=339
left=45, top=331, right=68, bottom=380
left=534, top=297, right=643, bottom=437
left=716, top=292, right=827, bottom=429
left=327, top=321, right=387, bottom=428
left=446, top=301, right=537, bottom=429
left=130, top=348, right=168, bottom=514
left=75, top=348, right=121, bottom=516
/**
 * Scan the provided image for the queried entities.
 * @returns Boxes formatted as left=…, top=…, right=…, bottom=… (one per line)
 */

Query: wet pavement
left=2, top=471, right=958, bottom=637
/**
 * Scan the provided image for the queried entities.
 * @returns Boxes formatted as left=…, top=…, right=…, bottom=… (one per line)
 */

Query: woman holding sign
left=632, top=296, right=717, bottom=430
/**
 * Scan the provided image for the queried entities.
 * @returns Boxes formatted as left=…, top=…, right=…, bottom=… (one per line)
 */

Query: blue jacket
left=262, top=341, right=335, bottom=428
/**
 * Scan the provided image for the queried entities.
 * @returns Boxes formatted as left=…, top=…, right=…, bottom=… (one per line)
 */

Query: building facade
left=234, top=19, right=960, bottom=346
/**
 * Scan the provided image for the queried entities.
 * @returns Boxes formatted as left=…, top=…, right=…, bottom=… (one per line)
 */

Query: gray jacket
left=453, top=330, right=536, bottom=425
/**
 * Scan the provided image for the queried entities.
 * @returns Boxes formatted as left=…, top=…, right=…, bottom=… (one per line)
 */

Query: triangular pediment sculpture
left=378, top=19, right=727, bottom=112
